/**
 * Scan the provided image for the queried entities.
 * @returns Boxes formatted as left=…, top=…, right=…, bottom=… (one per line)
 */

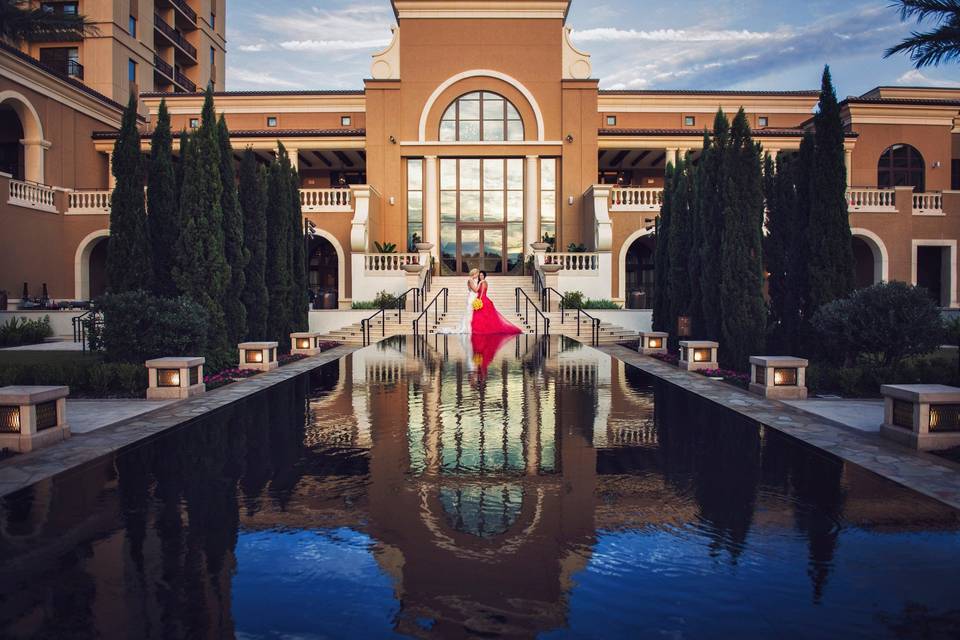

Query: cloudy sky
left=225, top=1, right=959, bottom=95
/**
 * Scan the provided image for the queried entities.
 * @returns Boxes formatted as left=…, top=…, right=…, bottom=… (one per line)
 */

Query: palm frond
left=885, top=1, right=960, bottom=67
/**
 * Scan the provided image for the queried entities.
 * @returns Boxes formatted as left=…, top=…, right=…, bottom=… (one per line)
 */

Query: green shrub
left=810, top=281, right=943, bottom=368
left=351, top=300, right=378, bottom=310
left=807, top=350, right=960, bottom=397
left=0, top=315, right=54, bottom=346
left=95, top=290, right=209, bottom=364
left=562, top=291, right=585, bottom=308
left=0, top=361, right=146, bottom=398
left=582, top=299, right=621, bottom=309
left=352, top=290, right=399, bottom=310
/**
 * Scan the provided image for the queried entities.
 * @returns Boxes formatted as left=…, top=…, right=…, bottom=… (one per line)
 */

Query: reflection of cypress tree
left=116, top=445, right=152, bottom=574
left=34, top=543, right=98, bottom=639
left=151, top=435, right=188, bottom=639
left=267, top=379, right=309, bottom=510
left=241, top=394, right=274, bottom=515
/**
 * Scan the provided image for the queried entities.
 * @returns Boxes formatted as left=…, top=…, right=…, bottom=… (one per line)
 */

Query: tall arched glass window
left=877, top=144, right=925, bottom=192
left=439, top=92, right=524, bottom=142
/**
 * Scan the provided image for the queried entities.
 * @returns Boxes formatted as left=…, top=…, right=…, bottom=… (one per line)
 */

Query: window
left=128, top=59, right=137, bottom=84
left=606, top=115, right=617, bottom=126
left=439, top=92, right=524, bottom=142
left=189, top=118, right=199, bottom=128
left=210, top=47, right=215, bottom=66
left=41, top=2, right=77, bottom=15
left=952, top=159, right=959, bottom=190
left=341, top=116, right=352, bottom=127
left=540, top=158, right=557, bottom=248
left=878, top=144, right=925, bottom=192
left=266, top=116, right=278, bottom=128
left=39, top=47, right=81, bottom=78
left=758, top=116, right=768, bottom=127
left=129, top=15, right=137, bottom=37
left=684, top=116, right=696, bottom=127
left=210, top=12, right=216, bottom=28
left=407, top=159, right=424, bottom=251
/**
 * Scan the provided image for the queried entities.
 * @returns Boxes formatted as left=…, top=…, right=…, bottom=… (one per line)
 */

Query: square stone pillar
left=0, top=386, right=70, bottom=452
left=880, top=384, right=960, bottom=450
left=638, top=331, right=668, bottom=355
left=239, top=341, right=279, bottom=372
left=291, top=332, right=324, bottom=356
left=424, top=156, right=438, bottom=256
left=146, top=357, right=205, bottom=400
left=525, top=155, right=539, bottom=254
left=748, top=356, right=808, bottom=400
left=678, top=340, right=718, bottom=371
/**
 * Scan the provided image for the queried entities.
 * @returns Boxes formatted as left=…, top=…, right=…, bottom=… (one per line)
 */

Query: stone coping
left=600, top=345, right=960, bottom=512
left=679, top=340, right=718, bottom=348
left=750, top=356, right=808, bottom=367
left=881, top=384, right=960, bottom=402
left=144, top=356, right=205, bottom=368
left=0, top=386, right=70, bottom=404
left=239, top=341, right=279, bottom=349
left=290, top=331, right=321, bottom=338
left=639, top=331, right=668, bottom=337
left=0, top=345, right=357, bottom=499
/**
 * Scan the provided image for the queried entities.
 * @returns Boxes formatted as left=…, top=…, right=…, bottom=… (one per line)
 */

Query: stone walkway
left=0, top=345, right=357, bottom=498
left=1, top=340, right=84, bottom=351
left=784, top=399, right=884, bottom=433
left=67, top=399, right=175, bottom=434
left=601, top=345, right=960, bottom=511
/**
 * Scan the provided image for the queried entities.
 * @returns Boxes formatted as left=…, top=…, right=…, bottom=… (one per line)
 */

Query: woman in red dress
left=470, top=271, right=523, bottom=335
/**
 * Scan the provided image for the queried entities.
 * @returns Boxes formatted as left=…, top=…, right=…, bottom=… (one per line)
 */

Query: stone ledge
left=0, top=386, right=70, bottom=404
left=881, top=384, right=960, bottom=403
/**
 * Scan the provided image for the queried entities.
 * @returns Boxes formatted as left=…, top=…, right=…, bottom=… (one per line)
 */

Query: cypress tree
left=174, top=86, right=230, bottom=362
left=719, top=109, right=767, bottom=369
left=765, top=152, right=804, bottom=354
left=652, top=161, right=675, bottom=332
left=667, top=152, right=694, bottom=328
left=287, top=161, right=308, bottom=334
left=239, top=149, right=269, bottom=340
left=106, top=94, right=151, bottom=293
left=696, top=110, right=729, bottom=340
left=805, top=66, right=855, bottom=314
left=217, top=115, right=248, bottom=346
left=147, top=99, right=179, bottom=297
left=796, top=132, right=815, bottom=323
left=687, top=131, right=710, bottom=336
left=265, top=144, right=292, bottom=345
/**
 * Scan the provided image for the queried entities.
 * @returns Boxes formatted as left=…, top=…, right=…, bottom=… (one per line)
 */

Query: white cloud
left=895, top=69, right=960, bottom=87
left=226, top=69, right=304, bottom=89
left=237, top=43, right=271, bottom=53
left=279, top=38, right=391, bottom=52
left=571, top=27, right=778, bottom=43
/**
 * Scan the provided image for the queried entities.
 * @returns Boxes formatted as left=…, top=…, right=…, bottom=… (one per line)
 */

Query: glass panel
left=440, top=159, right=457, bottom=190
left=439, top=120, right=456, bottom=141
left=461, top=229, right=481, bottom=274
left=483, top=96, right=504, bottom=119
left=506, top=191, right=523, bottom=222
left=458, top=120, right=480, bottom=141
left=483, top=159, right=504, bottom=189
left=483, top=120, right=504, bottom=141
left=440, top=191, right=457, bottom=222
left=460, top=191, right=480, bottom=221
left=540, top=191, right=556, bottom=221
left=407, top=192, right=422, bottom=221
left=541, top=158, right=556, bottom=190
left=506, top=103, right=520, bottom=120
left=458, top=99, right=480, bottom=120
left=507, top=159, right=523, bottom=190
left=507, top=120, right=524, bottom=141
left=407, top=159, right=423, bottom=190
left=459, top=159, right=480, bottom=189
left=440, top=223, right=457, bottom=275
left=483, top=191, right=504, bottom=222
left=483, top=229, right=503, bottom=274
left=507, top=223, right=523, bottom=273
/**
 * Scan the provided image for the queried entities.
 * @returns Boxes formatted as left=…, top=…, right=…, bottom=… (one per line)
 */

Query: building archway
left=877, top=143, right=925, bottom=192
left=307, top=230, right=345, bottom=307
left=617, top=227, right=655, bottom=304
left=0, top=90, right=46, bottom=183
left=74, top=229, right=109, bottom=300
left=850, top=228, right=888, bottom=288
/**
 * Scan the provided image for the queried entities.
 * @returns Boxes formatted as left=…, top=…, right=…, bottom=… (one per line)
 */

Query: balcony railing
left=913, top=192, right=943, bottom=216
left=365, top=253, right=420, bottom=272
left=169, top=0, right=198, bottom=24
left=154, top=12, right=197, bottom=59
left=847, top=188, right=897, bottom=213
left=67, top=189, right=112, bottom=214
left=544, top=252, right=600, bottom=271
left=153, top=54, right=174, bottom=80
left=8, top=179, right=57, bottom=213
left=173, top=69, right=196, bottom=92
left=301, top=188, right=353, bottom=212
left=609, top=187, right=663, bottom=212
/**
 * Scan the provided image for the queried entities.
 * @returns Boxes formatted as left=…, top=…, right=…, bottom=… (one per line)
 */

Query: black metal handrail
left=412, top=288, right=448, bottom=340
left=154, top=12, right=197, bottom=58
left=396, top=287, right=421, bottom=324
left=360, top=308, right=386, bottom=346
left=541, top=286, right=600, bottom=346
left=72, top=309, right=101, bottom=352
left=515, top=288, right=550, bottom=337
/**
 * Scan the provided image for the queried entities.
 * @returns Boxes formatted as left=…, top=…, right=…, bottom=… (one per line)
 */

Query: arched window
left=439, top=92, right=523, bottom=142
left=877, top=144, right=925, bottom=192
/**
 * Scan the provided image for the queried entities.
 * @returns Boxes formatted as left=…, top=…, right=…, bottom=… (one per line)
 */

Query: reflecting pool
left=1, top=335, right=959, bottom=639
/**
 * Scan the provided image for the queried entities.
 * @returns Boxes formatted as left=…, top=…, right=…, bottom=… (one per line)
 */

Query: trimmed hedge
left=0, top=361, right=146, bottom=398
left=0, top=315, right=53, bottom=347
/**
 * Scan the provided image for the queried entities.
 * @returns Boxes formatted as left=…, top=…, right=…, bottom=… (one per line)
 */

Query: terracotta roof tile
left=139, top=89, right=364, bottom=98
left=92, top=128, right=367, bottom=140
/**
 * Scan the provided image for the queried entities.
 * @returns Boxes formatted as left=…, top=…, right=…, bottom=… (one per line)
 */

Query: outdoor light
left=647, top=337, right=662, bottom=349
left=679, top=340, right=718, bottom=371
left=773, top=368, right=798, bottom=387
left=0, top=386, right=70, bottom=452
left=755, top=366, right=766, bottom=385
left=928, top=404, right=960, bottom=432
left=565, top=134, right=574, bottom=143
left=35, top=401, right=57, bottom=431
left=881, top=384, right=960, bottom=450
left=693, top=348, right=710, bottom=362
left=239, top=342, right=279, bottom=372
left=291, top=332, right=323, bottom=356
left=157, top=368, right=181, bottom=387
left=749, top=356, right=808, bottom=400
left=0, top=406, right=20, bottom=433
left=246, top=350, right=264, bottom=364
left=296, top=338, right=311, bottom=350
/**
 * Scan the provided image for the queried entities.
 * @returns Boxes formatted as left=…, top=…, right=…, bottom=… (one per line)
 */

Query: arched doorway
left=850, top=228, right=888, bottom=290
left=88, top=237, right=109, bottom=299
left=625, top=236, right=655, bottom=309
left=308, top=236, right=339, bottom=309
left=0, top=104, right=24, bottom=179
left=0, top=90, right=45, bottom=183
left=878, top=144, right=925, bottom=192
left=74, top=229, right=110, bottom=300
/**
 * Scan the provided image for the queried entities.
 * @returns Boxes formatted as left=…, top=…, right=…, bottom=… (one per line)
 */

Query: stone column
left=665, top=147, right=678, bottom=169
left=678, top=147, right=690, bottom=162
left=107, top=150, right=115, bottom=189
left=287, top=147, right=299, bottom=171
left=525, top=155, right=539, bottom=254
left=424, top=155, right=439, bottom=256
left=844, top=148, right=853, bottom=187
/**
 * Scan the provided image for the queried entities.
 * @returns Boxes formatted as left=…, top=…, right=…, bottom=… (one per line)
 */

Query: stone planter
left=540, top=263, right=562, bottom=273
left=530, top=242, right=551, bottom=251
left=414, top=242, right=434, bottom=251
left=402, top=263, right=425, bottom=273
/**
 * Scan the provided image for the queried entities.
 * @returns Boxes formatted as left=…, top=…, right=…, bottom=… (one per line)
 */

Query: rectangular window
left=210, top=46, right=215, bottom=66
left=39, top=47, right=81, bottom=78
left=341, top=116, right=352, bottom=127
left=758, top=116, right=768, bottom=127
left=266, top=116, right=278, bottom=127
left=540, top=158, right=557, bottom=248
left=210, top=12, right=216, bottom=28
left=606, top=115, right=617, bottom=126
left=684, top=116, right=696, bottom=127
left=129, top=16, right=137, bottom=37
left=952, top=159, right=959, bottom=190
left=128, top=59, right=137, bottom=83
left=407, top=159, right=424, bottom=251
left=189, top=118, right=199, bottom=128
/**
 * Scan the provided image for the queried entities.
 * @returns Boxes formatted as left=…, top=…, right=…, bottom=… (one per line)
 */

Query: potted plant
left=530, top=233, right=551, bottom=252
left=374, top=241, right=397, bottom=253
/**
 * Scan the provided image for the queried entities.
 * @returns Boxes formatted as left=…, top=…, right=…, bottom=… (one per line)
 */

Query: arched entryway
left=308, top=235, right=340, bottom=309
left=0, top=90, right=46, bottom=183
left=623, top=234, right=655, bottom=309
left=0, top=104, right=24, bottom=179
left=88, top=238, right=109, bottom=299
left=850, top=228, right=888, bottom=289
left=74, top=230, right=110, bottom=300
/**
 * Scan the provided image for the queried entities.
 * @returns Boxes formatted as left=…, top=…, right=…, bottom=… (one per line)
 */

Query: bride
left=436, top=268, right=480, bottom=334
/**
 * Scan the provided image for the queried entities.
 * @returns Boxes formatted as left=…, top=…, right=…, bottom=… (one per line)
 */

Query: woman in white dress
left=437, top=269, right=480, bottom=334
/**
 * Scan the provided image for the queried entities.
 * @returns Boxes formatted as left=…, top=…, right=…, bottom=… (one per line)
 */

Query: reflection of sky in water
left=233, top=528, right=398, bottom=639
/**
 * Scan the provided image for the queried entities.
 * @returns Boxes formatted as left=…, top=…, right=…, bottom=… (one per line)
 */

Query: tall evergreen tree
left=106, top=94, right=151, bottom=293
left=795, top=132, right=815, bottom=325
left=239, top=149, right=269, bottom=340
left=265, top=144, right=292, bottom=345
left=719, top=109, right=767, bottom=369
left=696, top=110, right=730, bottom=340
left=147, top=99, right=179, bottom=297
left=687, top=131, right=710, bottom=336
left=667, top=152, right=695, bottom=328
left=652, top=162, right=675, bottom=332
left=287, top=161, right=308, bottom=334
left=173, top=86, right=230, bottom=361
left=217, top=115, right=248, bottom=346
left=765, top=152, right=804, bottom=354
left=805, top=66, right=855, bottom=315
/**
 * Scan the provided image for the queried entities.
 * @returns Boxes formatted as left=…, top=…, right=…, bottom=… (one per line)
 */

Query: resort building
left=1, top=0, right=958, bottom=321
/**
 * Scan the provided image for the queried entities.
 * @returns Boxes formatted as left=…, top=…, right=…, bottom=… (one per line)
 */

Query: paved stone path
left=67, top=399, right=175, bottom=434
left=784, top=399, right=884, bottom=433
left=0, top=345, right=357, bottom=498
left=600, top=345, right=960, bottom=511
left=1, top=340, right=84, bottom=351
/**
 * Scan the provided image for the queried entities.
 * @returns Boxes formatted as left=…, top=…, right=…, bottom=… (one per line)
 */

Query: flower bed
left=204, top=367, right=257, bottom=390
left=279, top=353, right=307, bottom=366
left=648, top=352, right=748, bottom=388
left=650, top=352, right=679, bottom=366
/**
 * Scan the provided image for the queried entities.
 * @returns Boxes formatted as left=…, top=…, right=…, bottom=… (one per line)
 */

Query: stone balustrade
left=544, top=252, right=600, bottom=271
left=847, top=188, right=897, bottom=213
left=8, top=179, right=57, bottom=213
left=609, top=187, right=663, bottom=211
left=67, top=189, right=112, bottom=214
left=912, top=192, right=943, bottom=216
left=300, top=188, right=353, bottom=212
left=364, top=253, right=420, bottom=272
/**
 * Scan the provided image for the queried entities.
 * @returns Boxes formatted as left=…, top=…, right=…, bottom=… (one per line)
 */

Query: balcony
left=66, top=189, right=111, bottom=215
left=846, top=187, right=944, bottom=215
left=300, top=188, right=353, bottom=212
left=609, top=187, right=663, bottom=212
left=8, top=179, right=57, bottom=213
left=166, top=0, right=198, bottom=25
left=174, top=69, right=196, bottom=92
left=153, top=54, right=195, bottom=92
left=154, top=12, right=197, bottom=60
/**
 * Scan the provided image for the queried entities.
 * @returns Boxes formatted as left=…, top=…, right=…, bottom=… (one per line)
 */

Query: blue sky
left=225, top=1, right=959, bottom=95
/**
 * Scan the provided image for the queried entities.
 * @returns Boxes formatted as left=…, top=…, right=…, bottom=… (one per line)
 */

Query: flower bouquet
left=472, top=298, right=483, bottom=311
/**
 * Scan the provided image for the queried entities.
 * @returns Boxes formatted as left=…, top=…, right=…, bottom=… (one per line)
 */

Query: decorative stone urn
left=414, top=242, right=434, bottom=252
left=540, top=263, right=562, bottom=273
left=402, top=263, right=425, bottom=273
left=530, top=242, right=551, bottom=251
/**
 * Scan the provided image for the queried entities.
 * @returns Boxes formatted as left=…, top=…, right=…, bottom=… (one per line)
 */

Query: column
left=844, top=148, right=853, bottom=187
left=424, top=155, right=438, bottom=255
left=107, top=150, right=115, bottom=189
left=287, top=147, right=299, bottom=171
left=665, top=147, right=678, bottom=169
left=678, top=147, right=690, bottom=162
left=525, top=155, right=539, bottom=254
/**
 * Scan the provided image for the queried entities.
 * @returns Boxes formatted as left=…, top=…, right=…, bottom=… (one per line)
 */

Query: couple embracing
left=452, top=269, right=522, bottom=335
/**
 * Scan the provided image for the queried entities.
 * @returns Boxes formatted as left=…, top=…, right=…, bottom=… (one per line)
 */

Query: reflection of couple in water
left=458, top=268, right=523, bottom=336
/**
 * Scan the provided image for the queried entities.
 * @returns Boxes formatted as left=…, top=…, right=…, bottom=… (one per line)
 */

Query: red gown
left=470, top=281, right=522, bottom=335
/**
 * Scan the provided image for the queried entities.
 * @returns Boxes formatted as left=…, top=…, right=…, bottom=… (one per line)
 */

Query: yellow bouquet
left=472, top=298, right=483, bottom=311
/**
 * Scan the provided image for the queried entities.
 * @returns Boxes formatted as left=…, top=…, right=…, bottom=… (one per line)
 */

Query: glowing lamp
left=678, top=341, right=718, bottom=372
left=749, top=356, right=807, bottom=400
left=638, top=332, right=668, bottom=355
left=146, top=357, right=206, bottom=400
left=290, top=332, right=324, bottom=357
left=881, top=384, right=960, bottom=450
left=0, top=385, right=70, bottom=452
left=239, top=342, right=279, bottom=372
